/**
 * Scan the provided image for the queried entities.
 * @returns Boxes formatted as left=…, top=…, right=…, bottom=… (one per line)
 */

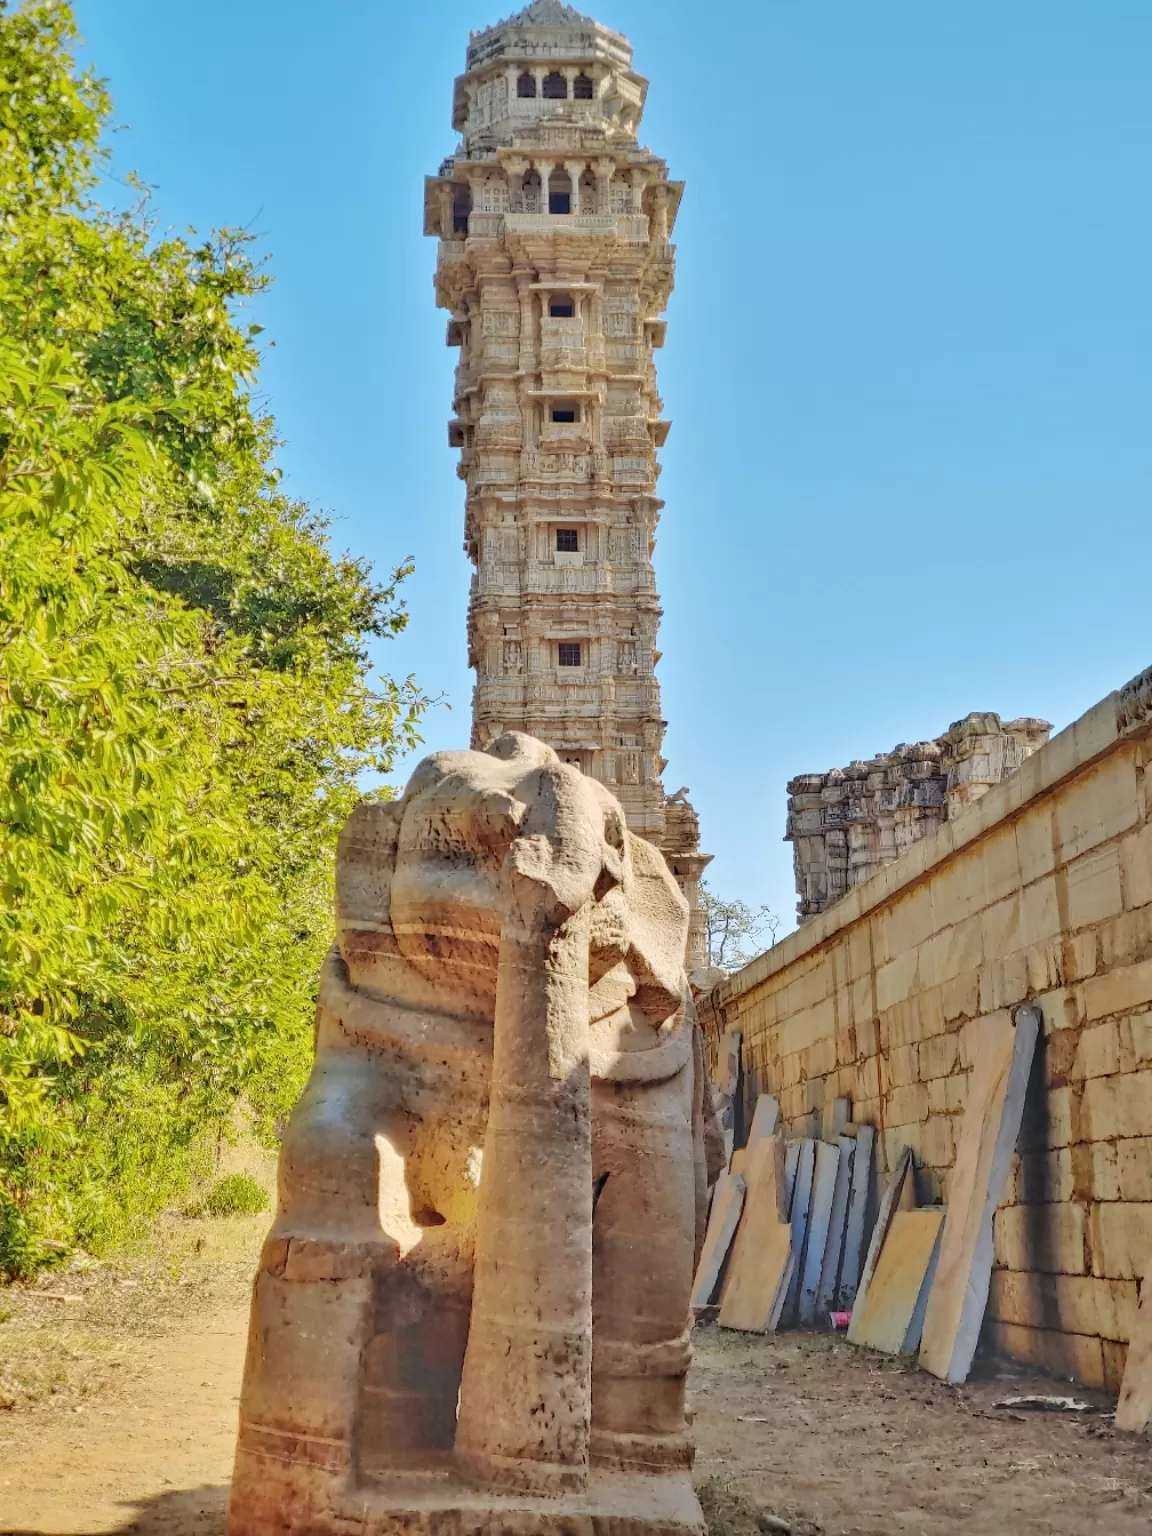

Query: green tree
left=0, top=0, right=426, bottom=1273
left=699, top=882, right=780, bottom=973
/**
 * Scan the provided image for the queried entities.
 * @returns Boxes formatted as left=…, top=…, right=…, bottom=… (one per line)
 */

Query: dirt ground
left=1, top=1222, right=1150, bottom=1536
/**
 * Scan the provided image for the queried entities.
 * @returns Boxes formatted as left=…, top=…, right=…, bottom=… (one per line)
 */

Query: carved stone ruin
left=786, top=712, right=1051, bottom=921
left=227, top=733, right=714, bottom=1534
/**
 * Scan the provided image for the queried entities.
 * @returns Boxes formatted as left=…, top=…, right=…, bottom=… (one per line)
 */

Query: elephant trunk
left=454, top=886, right=593, bottom=1495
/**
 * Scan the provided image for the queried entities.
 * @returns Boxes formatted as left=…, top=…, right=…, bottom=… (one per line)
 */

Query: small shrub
left=196, top=1174, right=269, bottom=1219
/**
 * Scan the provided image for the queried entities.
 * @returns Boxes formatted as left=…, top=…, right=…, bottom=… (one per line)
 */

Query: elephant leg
left=229, top=1021, right=483, bottom=1531
left=590, top=1066, right=697, bottom=1473
left=228, top=1048, right=396, bottom=1533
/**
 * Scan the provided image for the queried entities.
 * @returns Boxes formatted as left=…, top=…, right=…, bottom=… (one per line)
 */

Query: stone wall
left=700, top=666, right=1152, bottom=1390
left=786, top=713, right=1051, bottom=922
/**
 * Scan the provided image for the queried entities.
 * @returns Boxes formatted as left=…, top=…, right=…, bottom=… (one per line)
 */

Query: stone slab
left=822, top=1095, right=852, bottom=1141
left=817, top=1136, right=856, bottom=1314
left=781, top=1139, right=816, bottom=1321
left=229, top=1463, right=705, bottom=1535
left=839, top=1124, right=874, bottom=1308
left=784, top=1139, right=801, bottom=1208
left=690, top=1170, right=746, bottom=1309
left=919, top=1004, right=1042, bottom=1383
left=849, top=1144, right=913, bottom=1339
left=799, top=1140, right=842, bottom=1324
left=847, top=1208, right=944, bottom=1355
left=1115, top=1258, right=1152, bottom=1432
left=747, top=1093, right=780, bottom=1145
left=719, top=1135, right=793, bottom=1333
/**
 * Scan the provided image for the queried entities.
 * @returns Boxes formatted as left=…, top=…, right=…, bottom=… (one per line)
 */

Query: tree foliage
left=0, top=0, right=426, bottom=1273
left=699, top=882, right=780, bottom=973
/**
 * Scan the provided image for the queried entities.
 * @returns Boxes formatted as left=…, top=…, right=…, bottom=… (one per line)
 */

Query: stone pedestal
left=229, top=1459, right=704, bottom=1536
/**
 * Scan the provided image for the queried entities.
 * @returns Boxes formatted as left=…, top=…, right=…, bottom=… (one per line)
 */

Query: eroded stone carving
left=227, top=733, right=711, bottom=1535
left=787, top=713, right=1052, bottom=922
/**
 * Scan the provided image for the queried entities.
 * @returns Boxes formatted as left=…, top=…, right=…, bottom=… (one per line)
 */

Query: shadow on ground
left=2, top=1485, right=229, bottom=1536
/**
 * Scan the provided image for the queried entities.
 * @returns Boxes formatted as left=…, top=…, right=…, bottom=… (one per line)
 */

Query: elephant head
left=336, top=730, right=689, bottom=1044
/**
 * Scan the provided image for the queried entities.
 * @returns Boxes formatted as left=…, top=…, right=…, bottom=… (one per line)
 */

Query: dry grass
left=696, top=1475, right=824, bottom=1536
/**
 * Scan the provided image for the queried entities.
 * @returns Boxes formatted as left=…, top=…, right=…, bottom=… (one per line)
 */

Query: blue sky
left=75, top=0, right=1150, bottom=934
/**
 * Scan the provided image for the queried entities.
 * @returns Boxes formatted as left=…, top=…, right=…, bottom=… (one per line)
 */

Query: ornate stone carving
left=1118, top=665, right=1152, bottom=736
left=226, top=734, right=714, bottom=1535
left=787, top=713, right=1052, bottom=922
left=424, top=4, right=708, bottom=966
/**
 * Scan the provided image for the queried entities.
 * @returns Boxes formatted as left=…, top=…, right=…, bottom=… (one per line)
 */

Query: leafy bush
left=0, top=1, right=426, bottom=1275
left=194, top=1174, right=270, bottom=1219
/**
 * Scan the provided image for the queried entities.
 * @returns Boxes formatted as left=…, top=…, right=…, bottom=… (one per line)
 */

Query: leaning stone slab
left=719, top=1136, right=793, bottom=1333
left=848, top=1208, right=944, bottom=1356
left=691, top=1170, right=746, bottom=1309
left=838, top=1124, right=874, bottom=1309
left=848, top=1144, right=914, bottom=1345
left=919, top=1005, right=1042, bottom=1384
left=1115, top=1257, right=1152, bottom=1432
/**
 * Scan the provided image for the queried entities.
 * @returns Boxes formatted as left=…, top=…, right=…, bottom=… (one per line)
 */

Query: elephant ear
left=504, top=762, right=620, bottom=927
left=335, top=799, right=404, bottom=980
left=620, top=831, right=691, bottom=1025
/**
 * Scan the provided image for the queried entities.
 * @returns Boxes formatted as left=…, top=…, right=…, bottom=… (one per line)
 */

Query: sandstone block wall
left=701, top=666, right=1152, bottom=1390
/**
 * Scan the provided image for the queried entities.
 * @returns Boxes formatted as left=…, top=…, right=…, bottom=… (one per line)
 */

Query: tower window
left=556, top=528, right=579, bottom=552
left=517, top=72, right=536, bottom=98
left=558, top=643, right=582, bottom=667
left=548, top=173, right=571, bottom=214
left=551, top=406, right=577, bottom=424
left=549, top=296, right=574, bottom=317
left=573, top=73, right=594, bottom=100
left=542, top=71, right=568, bottom=99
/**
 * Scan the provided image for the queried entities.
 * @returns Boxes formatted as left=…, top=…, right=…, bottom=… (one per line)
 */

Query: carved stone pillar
left=652, top=184, right=669, bottom=241
left=515, top=270, right=535, bottom=376
left=629, top=167, right=647, bottom=213
left=505, top=154, right=528, bottom=212
left=440, top=183, right=454, bottom=239
left=594, top=156, right=615, bottom=214
left=565, top=160, right=586, bottom=214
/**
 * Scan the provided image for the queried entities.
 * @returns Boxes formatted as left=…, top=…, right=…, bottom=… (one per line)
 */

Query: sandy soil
left=2, top=1232, right=1150, bottom=1536
left=691, top=1325, right=1152, bottom=1535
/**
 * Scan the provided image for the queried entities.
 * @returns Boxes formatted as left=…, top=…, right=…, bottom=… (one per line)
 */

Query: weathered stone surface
left=920, top=1006, right=1041, bottom=1383
left=227, top=732, right=712, bottom=1534
left=1115, top=1258, right=1152, bottom=1431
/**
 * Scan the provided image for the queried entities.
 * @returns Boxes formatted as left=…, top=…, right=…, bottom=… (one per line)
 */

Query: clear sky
left=75, top=0, right=1150, bottom=935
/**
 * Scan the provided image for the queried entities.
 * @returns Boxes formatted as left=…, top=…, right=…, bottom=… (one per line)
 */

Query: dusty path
left=2, top=1226, right=1150, bottom=1536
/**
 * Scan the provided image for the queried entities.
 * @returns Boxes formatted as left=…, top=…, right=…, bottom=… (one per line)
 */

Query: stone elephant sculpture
left=228, top=733, right=719, bottom=1533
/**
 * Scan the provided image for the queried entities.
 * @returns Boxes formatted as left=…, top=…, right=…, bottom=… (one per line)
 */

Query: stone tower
left=425, top=0, right=711, bottom=965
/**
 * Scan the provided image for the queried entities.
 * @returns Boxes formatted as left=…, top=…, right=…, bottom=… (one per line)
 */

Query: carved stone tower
left=425, top=1, right=711, bottom=965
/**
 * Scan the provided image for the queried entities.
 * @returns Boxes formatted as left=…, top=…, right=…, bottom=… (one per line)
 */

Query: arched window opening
left=517, top=72, right=536, bottom=98
left=573, top=73, right=594, bottom=100
left=542, top=71, right=567, bottom=99
left=549, top=294, right=575, bottom=318
left=452, top=185, right=472, bottom=234
left=548, top=171, right=571, bottom=215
